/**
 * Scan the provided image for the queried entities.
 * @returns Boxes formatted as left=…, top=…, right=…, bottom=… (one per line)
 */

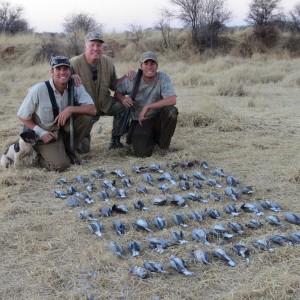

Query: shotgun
left=68, top=78, right=74, bottom=153
left=119, top=68, right=143, bottom=136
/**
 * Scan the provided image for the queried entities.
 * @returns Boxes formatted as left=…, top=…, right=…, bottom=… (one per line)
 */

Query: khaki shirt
left=116, top=71, right=176, bottom=120
left=17, top=79, right=94, bottom=127
left=70, top=54, right=117, bottom=114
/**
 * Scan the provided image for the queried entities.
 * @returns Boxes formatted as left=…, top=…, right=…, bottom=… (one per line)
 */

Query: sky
left=7, top=0, right=300, bottom=33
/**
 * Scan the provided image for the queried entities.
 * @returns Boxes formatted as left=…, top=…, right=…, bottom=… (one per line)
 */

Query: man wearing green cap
left=114, top=51, right=178, bottom=157
left=70, top=31, right=133, bottom=152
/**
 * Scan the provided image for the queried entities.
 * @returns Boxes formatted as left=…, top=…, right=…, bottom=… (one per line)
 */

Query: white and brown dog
left=1, top=131, right=39, bottom=168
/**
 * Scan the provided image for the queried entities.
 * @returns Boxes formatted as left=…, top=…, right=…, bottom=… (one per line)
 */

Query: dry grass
left=0, top=35, right=300, bottom=300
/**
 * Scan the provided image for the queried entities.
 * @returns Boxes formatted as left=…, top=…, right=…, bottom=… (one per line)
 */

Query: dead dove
left=171, top=230, right=188, bottom=244
left=178, top=180, right=190, bottom=191
left=102, top=179, right=116, bottom=191
left=129, top=265, right=149, bottom=279
left=241, top=203, right=264, bottom=216
left=153, top=216, right=167, bottom=230
left=207, top=192, right=221, bottom=201
left=213, top=248, right=236, bottom=267
left=187, top=192, right=204, bottom=202
left=193, top=180, right=203, bottom=189
left=97, top=190, right=110, bottom=202
left=191, top=228, right=210, bottom=245
left=159, top=172, right=177, bottom=185
left=116, top=188, right=127, bottom=199
left=128, top=241, right=142, bottom=257
left=206, top=178, right=222, bottom=188
left=78, top=210, right=98, bottom=221
left=85, top=182, right=96, bottom=192
left=224, top=186, right=238, bottom=201
left=250, top=239, right=274, bottom=252
left=53, top=190, right=67, bottom=199
left=112, top=204, right=129, bottom=213
left=171, top=194, right=187, bottom=207
left=188, top=210, right=206, bottom=222
left=207, top=209, right=221, bottom=219
left=228, top=222, right=244, bottom=235
left=56, top=178, right=68, bottom=185
left=108, top=241, right=125, bottom=257
left=189, top=249, right=210, bottom=265
left=134, top=218, right=152, bottom=232
left=284, top=212, right=300, bottom=225
left=136, top=184, right=148, bottom=194
left=90, top=169, right=105, bottom=179
left=200, top=161, right=209, bottom=169
left=169, top=255, right=194, bottom=276
left=143, top=173, right=154, bottom=186
left=242, top=186, right=254, bottom=195
left=133, top=200, right=149, bottom=211
left=226, top=175, right=240, bottom=187
left=99, top=205, right=112, bottom=217
left=147, top=236, right=177, bottom=253
left=151, top=197, right=167, bottom=206
left=172, top=213, right=188, bottom=227
left=75, top=175, right=89, bottom=184
left=65, top=197, right=82, bottom=207
left=245, top=219, right=264, bottom=229
left=211, top=167, right=226, bottom=177
left=111, top=169, right=126, bottom=177
left=265, top=215, right=287, bottom=227
left=232, top=243, right=250, bottom=263
left=66, top=185, right=77, bottom=195
left=143, top=261, right=168, bottom=274
left=121, top=178, right=132, bottom=187
left=157, top=183, right=169, bottom=194
left=193, top=171, right=207, bottom=181
left=179, top=173, right=190, bottom=181
left=268, top=234, right=291, bottom=246
left=149, top=163, right=164, bottom=173
left=260, top=200, right=281, bottom=212
left=209, top=224, right=233, bottom=240
left=224, top=204, right=240, bottom=216
left=113, top=220, right=126, bottom=235
left=88, top=221, right=103, bottom=238
left=288, top=232, right=300, bottom=244
left=75, top=191, right=95, bottom=204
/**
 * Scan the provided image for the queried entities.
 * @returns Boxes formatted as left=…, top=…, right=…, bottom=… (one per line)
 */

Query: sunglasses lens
left=91, top=67, right=97, bottom=80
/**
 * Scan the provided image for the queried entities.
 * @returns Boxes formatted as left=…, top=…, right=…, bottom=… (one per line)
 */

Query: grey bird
left=128, top=241, right=142, bottom=257
left=102, top=179, right=116, bottom=191
left=172, top=213, right=188, bottom=227
left=188, top=210, right=206, bottom=222
left=191, top=228, right=210, bottom=245
left=260, top=200, right=281, bottom=212
left=75, top=175, right=88, bottom=184
left=56, top=177, right=68, bottom=185
left=90, top=168, right=105, bottom=179
left=132, top=164, right=144, bottom=173
left=65, top=197, right=82, bottom=207
left=250, top=239, right=274, bottom=252
left=241, top=203, right=264, bottom=216
left=78, top=210, right=98, bottom=221
left=288, top=232, right=300, bottom=244
left=232, top=243, right=250, bottom=263
left=269, top=234, right=291, bottom=246
left=133, top=200, right=149, bottom=211
left=144, top=260, right=169, bottom=274
left=157, top=183, right=169, bottom=194
left=136, top=184, right=148, bottom=194
left=171, top=194, right=187, bottom=207
left=160, top=172, right=177, bottom=185
left=112, top=204, right=129, bottom=213
left=66, top=185, right=77, bottom=195
left=149, top=163, right=164, bottom=173
left=190, top=249, right=210, bottom=265
left=213, top=248, right=236, bottom=267
left=206, top=178, right=222, bottom=188
left=224, top=186, right=238, bottom=201
left=207, top=209, right=221, bottom=219
left=53, top=190, right=67, bottom=199
left=178, top=180, right=190, bottom=191
left=143, top=173, right=154, bottom=186
left=85, top=182, right=96, bottom=192
left=116, top=188, right=127, bottom=199
left=187, top=192, right=204, bottom=202
left=228, top=222, right=244, bottom=235
left=180, top=160, right=196, bottom=168
left=171, top=230, right=188, bottom=244
left=166, top=161, right=178, bottom=169
left=179, top=173, right=190, bottom=181
left=88, top=221, right=103, bottom=238
left=224, top=204, right=240, bottom=216
left=209, top=224, right=233, bottom=239
left=134, top=218, right=152, bottom=232
left=265, top=215, right=287, bottom=227
left=284, top=212, right=300, bottom=225
left=153, top=216, right=167, bottom=230
left=207, top=192, right=221, bottom=201
left=108, top=241, right=125, bottom=257
left=97, top=190, right=110, bottom=202
left=169, top=255, right=194, bottom=276
left=147, top=236, right=177, bottom=253
left=193, top=180, right=203, bottom=189
left=226, top=175, right=240, bottom=187
left=113, top=220, right=126, bottom=235
left=75, top=192, right=95, bottom=204
left=121, top=177, right=132, bottom=187
left=193, top=171, right=207, bottom=181
left=99, top=205, right=112, bottom=217
left=151, top=197, right=167, bottom=206
left=200, top=161, right=209, bottom=169
left=129, top=265, right=149, bottom=279
left=111, top=169, right=126, bottom=177
left=245, top=219, right=264, bottom=229
left=211, top=167, right=226, bottom=177
left=242, top=186, right=255, bottom=195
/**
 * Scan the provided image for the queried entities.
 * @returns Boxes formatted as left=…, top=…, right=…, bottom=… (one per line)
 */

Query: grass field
left=0, top=37, right=300, bottom=300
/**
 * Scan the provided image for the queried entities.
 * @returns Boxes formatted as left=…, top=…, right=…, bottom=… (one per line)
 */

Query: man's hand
left=138, top=105, right=150, bottom=125
left=40, top=132, right=57, bottom=143
left=72, top=74, right=82, bottom=87
left=121, top=96, right=135, bottom=108
left=54, top=107, right=72, bottom=126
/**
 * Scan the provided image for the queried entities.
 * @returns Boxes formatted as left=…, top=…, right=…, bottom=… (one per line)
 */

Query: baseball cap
left=85, top=31, right=105, bottom=43
left=140, top=51, right=158, bottom=64
left=50, top=55, right=70, bottom=68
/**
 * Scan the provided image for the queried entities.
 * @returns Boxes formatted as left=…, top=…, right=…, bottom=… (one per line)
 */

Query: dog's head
left=20, top=131, right=39, bottom=144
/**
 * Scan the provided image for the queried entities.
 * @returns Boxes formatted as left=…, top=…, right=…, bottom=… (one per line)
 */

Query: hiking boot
left=109, top=136, right=123, bottom=150
left=77, top=137, right=91, bottom=154
left=160, top=147, right=173, bottom=156
left=68, top=154, right=82, bottom=165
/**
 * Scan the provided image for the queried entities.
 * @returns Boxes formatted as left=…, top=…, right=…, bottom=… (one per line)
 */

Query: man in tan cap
left=70, top=31, right=133, bottom=152
left=114, top=51, right=178, bottom=157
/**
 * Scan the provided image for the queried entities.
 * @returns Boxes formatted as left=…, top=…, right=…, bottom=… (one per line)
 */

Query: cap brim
left=52, top=63, right=70, bottom=68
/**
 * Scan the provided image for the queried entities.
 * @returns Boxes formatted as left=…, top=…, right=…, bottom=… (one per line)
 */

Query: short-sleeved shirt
left=116, top=71, right=176, bottom=120
left=17, top=79, right=94, bottom=127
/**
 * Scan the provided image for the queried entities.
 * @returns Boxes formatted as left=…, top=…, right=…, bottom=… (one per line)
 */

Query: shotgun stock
left=119, top=68, right=142, bottom=136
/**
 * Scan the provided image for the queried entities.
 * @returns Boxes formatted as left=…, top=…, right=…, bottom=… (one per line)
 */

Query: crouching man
left=17, top=55, right=97, bottom=171
left=115, top=51, right=178, bottom=157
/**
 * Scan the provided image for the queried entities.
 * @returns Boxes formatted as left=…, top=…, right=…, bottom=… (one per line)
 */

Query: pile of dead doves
left=53, top=160, right=300, bottom=279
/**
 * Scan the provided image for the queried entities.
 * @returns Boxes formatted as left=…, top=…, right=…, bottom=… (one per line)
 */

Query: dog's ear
left=20, top=131, right=37, bottom=143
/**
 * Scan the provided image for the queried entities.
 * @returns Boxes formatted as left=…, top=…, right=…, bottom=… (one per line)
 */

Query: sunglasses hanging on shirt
left=91, top=67, right=97, bottom=81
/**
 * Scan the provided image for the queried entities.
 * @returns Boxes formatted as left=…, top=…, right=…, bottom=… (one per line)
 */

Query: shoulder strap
left=45, top=81, right=59, bottom=119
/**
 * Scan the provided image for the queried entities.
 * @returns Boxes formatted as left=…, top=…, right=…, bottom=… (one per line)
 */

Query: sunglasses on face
left=91, top=67, right=97, bottom=81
